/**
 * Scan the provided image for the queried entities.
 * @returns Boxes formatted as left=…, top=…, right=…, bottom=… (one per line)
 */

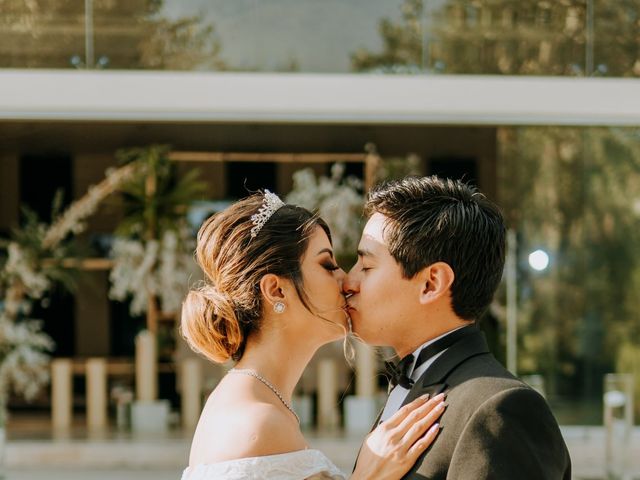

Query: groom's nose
left=334, top=268, right=346, bottom=290
left=342, top=268, right=360, bottom=296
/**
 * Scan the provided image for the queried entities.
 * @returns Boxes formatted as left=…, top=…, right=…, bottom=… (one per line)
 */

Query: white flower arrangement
left=4, top=244, right=50, bottom=300
left=42, top=163, right=140, bottom=249
left=286, top=163, right=364, bottom=256
left=0, top=315, right=54, bottom=403
left=0, top=162, right=142, bottom=405
left=109, top=229, right=196, bottom=316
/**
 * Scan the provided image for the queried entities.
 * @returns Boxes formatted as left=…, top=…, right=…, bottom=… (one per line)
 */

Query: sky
left=158, top=0, right=406, bottom=72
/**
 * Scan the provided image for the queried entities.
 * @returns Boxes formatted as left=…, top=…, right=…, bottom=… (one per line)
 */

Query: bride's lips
left=343, top=293, right=356, bottom=312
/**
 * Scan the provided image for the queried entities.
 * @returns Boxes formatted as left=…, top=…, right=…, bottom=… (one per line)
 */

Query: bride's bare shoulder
left=189, top=399, right=306, bottom=465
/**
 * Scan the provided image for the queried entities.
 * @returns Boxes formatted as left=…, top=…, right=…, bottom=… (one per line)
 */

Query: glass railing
left=0, top=0, right=638, bottom=76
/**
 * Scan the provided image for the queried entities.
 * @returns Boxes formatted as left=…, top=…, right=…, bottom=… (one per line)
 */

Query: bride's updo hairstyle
left=181, top=193, right=331, bottom=363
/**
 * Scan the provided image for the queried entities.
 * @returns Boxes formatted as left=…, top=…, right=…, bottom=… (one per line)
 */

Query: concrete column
left=317, top=359, right=339, bottom=430
left=86, top=358, right=107, bottom=429
left=180, top=358, right=202, bottom=430
left=135, top=330, right=157, bottom=401
left=51, top=359, right=72, bottom=429
left=355, top=342, right=377, bottom=397
left=345, top=343, right=380, bottom=433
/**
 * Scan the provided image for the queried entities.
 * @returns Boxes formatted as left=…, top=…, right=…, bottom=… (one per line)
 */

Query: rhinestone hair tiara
left=250, top=190, right=285, bottom=238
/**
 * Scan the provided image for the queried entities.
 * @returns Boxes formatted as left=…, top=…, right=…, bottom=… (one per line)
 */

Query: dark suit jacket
left=370, top=330, right=571, bottom=480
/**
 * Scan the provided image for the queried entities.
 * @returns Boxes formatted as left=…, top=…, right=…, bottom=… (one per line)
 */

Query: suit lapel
left=355, top=331, right=491, bottom=473
left=369, top=405, right=385, bottom=433
left=399, top=330, right=491, bottom=409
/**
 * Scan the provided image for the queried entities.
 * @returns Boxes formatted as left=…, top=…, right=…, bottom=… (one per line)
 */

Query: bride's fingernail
left=421, top=393, right=430, bottom=401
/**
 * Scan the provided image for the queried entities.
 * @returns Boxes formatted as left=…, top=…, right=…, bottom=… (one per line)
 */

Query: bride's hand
left=351, top=393, right=446, bottom=480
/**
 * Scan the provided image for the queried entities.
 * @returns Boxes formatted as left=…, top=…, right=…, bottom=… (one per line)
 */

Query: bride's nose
left=342, top=271, right=359, bottom=296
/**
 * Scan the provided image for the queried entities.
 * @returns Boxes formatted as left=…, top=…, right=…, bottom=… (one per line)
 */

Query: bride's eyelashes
left=322, top=262, right=340, bottom=272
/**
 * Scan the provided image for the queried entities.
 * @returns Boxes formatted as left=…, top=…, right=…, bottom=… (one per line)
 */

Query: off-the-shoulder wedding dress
left=181, top=449, right=347, bottom=480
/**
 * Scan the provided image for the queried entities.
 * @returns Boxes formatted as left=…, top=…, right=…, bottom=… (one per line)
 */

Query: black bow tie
left=385, top=324, right=478, bottom=389
left=385, top=355, right=416, bottom=389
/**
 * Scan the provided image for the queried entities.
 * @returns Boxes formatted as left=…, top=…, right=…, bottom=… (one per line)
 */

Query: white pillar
left=135, top=330, right=157, bottom=401
left=356, top=342, right=377, bottom=397
left=180, top=358, right=202, bottom=430
left=86, top=358, right=107, bottom=429
left=345, top=342, right=380, bottom=433
left=51, top=359, right=72, bottom=429
left=317, top=359, right=339, bottom=430
left=506, top=229, right=518, bottom=375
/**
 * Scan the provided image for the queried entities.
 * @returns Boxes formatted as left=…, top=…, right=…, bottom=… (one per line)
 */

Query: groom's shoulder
left=448, top=352, right=535, bottom=401
left=445, top=352, right=560, bottom=426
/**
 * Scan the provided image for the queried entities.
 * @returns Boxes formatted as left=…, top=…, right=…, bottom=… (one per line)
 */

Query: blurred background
left=0, top=0, right=639, bottom=478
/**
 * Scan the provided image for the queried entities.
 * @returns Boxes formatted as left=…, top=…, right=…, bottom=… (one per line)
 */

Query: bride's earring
left=274, top=301, right=286, bottom=314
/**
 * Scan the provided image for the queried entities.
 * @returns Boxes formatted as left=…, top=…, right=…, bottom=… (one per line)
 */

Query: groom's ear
left=418, top=262, right=455, bottom=304
left=259, top=274, right=286, bottom=306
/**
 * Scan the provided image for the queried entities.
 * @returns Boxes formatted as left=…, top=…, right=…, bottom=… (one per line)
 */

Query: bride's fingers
left=400, top=399, right=446, bottom=447
left=391, top=393, right=446, bottom=433
left=406, top=421, right=441, bottom=459
left=381, top=394, right=432, bottom=429
left=397, top=393, right=446, bottom=432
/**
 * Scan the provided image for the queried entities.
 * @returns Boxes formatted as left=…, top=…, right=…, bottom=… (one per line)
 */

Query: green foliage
left=352, top=0, right=640, bottom=77
left=377, top=154, right=423, bottom=182
left=0, top=0, right=226, bottom=70
left=1, top=191, right=77, bottom=296
left=137, top=15, right=226, bottom=70
left=498, top=127, right=640, bottom=402
left=355, top=0, right=640, bottom=414
left=351, top=0, right=422, bottom=72
left=115, top=145, right=207, bottom=240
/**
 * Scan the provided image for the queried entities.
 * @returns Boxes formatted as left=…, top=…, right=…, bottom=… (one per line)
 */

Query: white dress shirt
left=379, top=326, right=464, bottom=424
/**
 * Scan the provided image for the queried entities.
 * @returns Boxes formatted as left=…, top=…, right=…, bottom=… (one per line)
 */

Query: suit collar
left=419, top=329, right=490, bottom=386
left=399, top=330, right=490, bottom=407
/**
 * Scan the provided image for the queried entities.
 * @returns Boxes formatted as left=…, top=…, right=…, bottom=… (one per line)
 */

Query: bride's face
left=295, top=226, right=349, bottom=342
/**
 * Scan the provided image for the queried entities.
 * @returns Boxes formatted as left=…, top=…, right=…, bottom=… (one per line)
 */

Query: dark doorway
left=429, top=157, right=478, bottom=186
left=19, top=153, right=75, bottom=356
left=109, top=300, right=146, bottom=357
left=226, top=162, right=277, bottom=198
left=19, top=153, right=73, bottom=222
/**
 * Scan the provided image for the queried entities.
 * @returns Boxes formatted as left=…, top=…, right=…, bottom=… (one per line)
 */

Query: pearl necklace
left=228, top=368, right=300, bottom=424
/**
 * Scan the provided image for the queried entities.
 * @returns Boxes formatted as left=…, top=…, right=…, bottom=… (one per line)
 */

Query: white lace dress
left=181, top=449, right=347, bottom=480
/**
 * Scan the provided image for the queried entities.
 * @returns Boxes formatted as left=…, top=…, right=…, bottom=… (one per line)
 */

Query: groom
left=344, top=176, right=571, bottom=479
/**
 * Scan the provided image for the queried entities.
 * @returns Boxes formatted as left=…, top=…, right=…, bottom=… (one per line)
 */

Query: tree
left=353, top=0, right=640, bottom=416
left=351, top=0, right=423, bottom=73
left=352, top=0, right=640, bottom=77
left=0, top=0, right=226, bottom=70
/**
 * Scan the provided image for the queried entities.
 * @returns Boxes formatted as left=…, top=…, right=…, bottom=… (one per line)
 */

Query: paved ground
left=4, top=469, right=184, bottom=480
left=3, top=426, right=640, bottom=479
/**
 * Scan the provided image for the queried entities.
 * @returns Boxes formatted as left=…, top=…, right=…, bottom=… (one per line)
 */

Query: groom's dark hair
left=364, top=175, right=506, bottom=321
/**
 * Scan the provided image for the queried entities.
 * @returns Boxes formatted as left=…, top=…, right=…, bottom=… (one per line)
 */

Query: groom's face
left=344, top=213, right=420, bottom=347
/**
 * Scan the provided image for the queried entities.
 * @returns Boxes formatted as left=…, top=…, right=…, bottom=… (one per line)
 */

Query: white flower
left=5, top=243, right=50, bottom=298
left=0, top=315, right=53, bottom=401
left=109, top=228, right=196, bottom=316
left=286, top=164, right=364, bottom=256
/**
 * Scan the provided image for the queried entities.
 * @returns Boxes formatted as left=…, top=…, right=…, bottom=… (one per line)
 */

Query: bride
left=180, top=191, right=445, bottom=480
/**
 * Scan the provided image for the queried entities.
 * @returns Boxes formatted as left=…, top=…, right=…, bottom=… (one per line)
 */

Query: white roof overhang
left=1, top=69, right=639, bottom=126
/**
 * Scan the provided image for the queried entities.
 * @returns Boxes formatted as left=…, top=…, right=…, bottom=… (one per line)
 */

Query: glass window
left=2, top=0, right=636, bottom=77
